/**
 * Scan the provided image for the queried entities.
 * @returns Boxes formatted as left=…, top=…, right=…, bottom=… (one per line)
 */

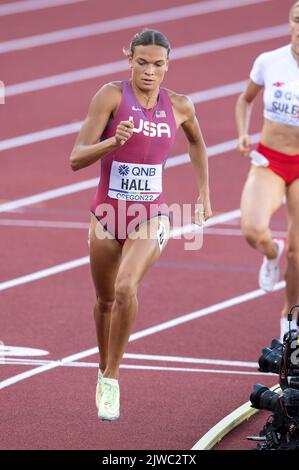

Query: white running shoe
left=258, top=238, right=285, bottom=292
left=95, top=369, right=103, bottom=410
left=98, top=378, right=120, bottom=421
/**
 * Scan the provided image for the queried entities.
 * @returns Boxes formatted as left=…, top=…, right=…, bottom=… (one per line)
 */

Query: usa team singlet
left=91, top=80, right=177, bottom=243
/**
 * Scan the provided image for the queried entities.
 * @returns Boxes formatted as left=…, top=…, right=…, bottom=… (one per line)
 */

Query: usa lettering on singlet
left=108, top=161, right=163, bottom=202
left=129, top=115, right=171, bottom=138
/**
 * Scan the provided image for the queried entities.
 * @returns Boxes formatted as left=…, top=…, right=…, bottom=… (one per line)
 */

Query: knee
left=241, top=223, right=267, bottom=247
left=114, top=277, right=137, bottom=308
left=95, top=298, right=114, bottom=314
left=286, top=246, right=299, bottom=269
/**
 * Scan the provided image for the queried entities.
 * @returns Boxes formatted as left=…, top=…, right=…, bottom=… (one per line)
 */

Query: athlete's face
left=129, top=45, right=169, bottom=92
left=290, top=4, right=299, bottom=55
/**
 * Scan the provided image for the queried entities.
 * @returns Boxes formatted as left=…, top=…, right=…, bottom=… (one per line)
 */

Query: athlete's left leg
left=104, top=216, right=170, bottom=379
left=282, top=178, right=299, bottom=321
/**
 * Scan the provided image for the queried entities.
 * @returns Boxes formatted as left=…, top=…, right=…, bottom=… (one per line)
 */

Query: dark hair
left=124, top=29, right=171, bottom=58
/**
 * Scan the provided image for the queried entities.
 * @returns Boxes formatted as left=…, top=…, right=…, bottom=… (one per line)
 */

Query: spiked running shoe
left=258, top=238, right=285, bottom=292
left=95, top=369, right=103, bottom=410
left=98, top=378, right=120, bottom=421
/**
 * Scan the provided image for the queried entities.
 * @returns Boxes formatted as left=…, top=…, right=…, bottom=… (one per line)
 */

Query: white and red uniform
left=250, top=44, right=299, bottom=184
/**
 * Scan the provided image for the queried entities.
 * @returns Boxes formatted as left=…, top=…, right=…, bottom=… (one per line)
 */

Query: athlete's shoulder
left=255, top=44, right=291, bottom=65
left=165, top=88, right=195, bottom=117
left=89, top=81, right=122, bottom=113
left=94, top=81, right=122, bottom=99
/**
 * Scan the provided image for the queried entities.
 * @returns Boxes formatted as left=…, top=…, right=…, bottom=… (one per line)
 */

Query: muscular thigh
left=241, top=167, right=285, bottom=228
left=117, top=215, right=170, bottom=286
left=286, top=179, right=299, bottom=250
left=89, top=214, right=122, bottom=300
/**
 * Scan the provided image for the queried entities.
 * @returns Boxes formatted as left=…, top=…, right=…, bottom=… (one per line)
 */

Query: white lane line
left=5, top=22, right=287, bottom=97
left=0, top=178, right=98, bottom=213
left=166, top=133, right=260, bottom=169
left=0, top=122, right=81, bottom=151
left=0, top=219, right=288, bottom=239
left=118, top=364, right=271, bottom=377
left=0, top=220, right=236, bottom=232
left=0, top=219, right=90, bottom=229
left=0, top=208, right=241, bottom=292
left=1, top=359, right=54, bottom=365
left=123, top=353, right=258, bottom=368
left=189, top=81, right=246, bottom=103
left=128, top=281, right=285, bottom=343
left=0, top=124, right=259, bottom=214
left=171, top=24, right=287, bottom=60
left=0, top=345, right=49, bottom=357
left=0, top=0, right=86, bottom=16
left=1, top=81, right=247, bottom=151
left=0, top=281, right=285, bottom=390
left=191, top=386, right=280, bottom=450
left=0, top=256, right=89, bottom=291
left=0, top=353, right=258, bottom=368
left=170, top=209, right=241, bottom=238
left=0, top=0, right=270, bottom=53
left=0, top=362, right=59, bottom=389
left=0, top=360, right=271, bottom=377
left=204, top=227, right=287, bottom=238
left=0, top=128, right=258, bottom=218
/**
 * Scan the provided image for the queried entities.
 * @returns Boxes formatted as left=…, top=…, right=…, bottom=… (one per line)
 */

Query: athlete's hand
left=114, top=118, right=134, bottom=146
left=237, top=134, right=251, bottom=158
left=193, top=193, right=212, bottom=227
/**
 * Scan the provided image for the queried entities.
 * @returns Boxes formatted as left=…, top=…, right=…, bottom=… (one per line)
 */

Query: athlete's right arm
left=70, top=83, right=134, bottom=171
left=235, top=79, right=262, bottom=157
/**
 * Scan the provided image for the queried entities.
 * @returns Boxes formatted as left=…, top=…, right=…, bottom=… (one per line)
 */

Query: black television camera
left=248, top=305, right=299, bottom=450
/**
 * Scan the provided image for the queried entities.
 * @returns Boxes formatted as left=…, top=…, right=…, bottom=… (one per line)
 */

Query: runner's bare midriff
left=261, top=118, right=299, bottom=155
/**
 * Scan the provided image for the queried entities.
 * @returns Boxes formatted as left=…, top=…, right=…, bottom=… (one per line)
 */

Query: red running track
left=0, top=0, right=294, bottom=450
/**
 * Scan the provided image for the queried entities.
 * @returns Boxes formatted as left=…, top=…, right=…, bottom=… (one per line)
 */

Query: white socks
left=280, top=318, right=298, bottom=342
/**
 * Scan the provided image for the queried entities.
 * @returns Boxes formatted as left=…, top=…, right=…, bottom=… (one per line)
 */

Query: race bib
left=266, top=79, right=299, bottom=126
left=108, top=161, right=162, bottom=202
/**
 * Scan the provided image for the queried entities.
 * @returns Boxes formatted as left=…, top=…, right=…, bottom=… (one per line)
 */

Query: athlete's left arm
left=180, top=96, right=212, bottom=224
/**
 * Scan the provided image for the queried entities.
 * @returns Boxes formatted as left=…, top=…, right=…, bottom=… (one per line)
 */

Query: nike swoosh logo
left=132, top=106, right=141, bottom=111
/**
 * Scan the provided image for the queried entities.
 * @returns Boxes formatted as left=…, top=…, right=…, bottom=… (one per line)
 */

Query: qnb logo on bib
left=109, top=161, right=163, bottom=202
left=129, top=116, right=171, bottom=138
left=118, top=164, right=130, bottom=176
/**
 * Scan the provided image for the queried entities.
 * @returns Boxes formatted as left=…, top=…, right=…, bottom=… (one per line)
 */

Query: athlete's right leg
left=104, top=216, right=170, bottom=381
left=89, top=214, right=122, bottom=374
left=97, top=216, right=170, bottom=421
left=241, top=166, right=285, bottom=258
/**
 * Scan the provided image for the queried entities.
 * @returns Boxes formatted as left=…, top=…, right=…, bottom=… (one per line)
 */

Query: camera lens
left=270, top=339, right=282, bottom=349
left=250, top=384, right=280, bottom=411
left=258, top=347, right=282, bottom=374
